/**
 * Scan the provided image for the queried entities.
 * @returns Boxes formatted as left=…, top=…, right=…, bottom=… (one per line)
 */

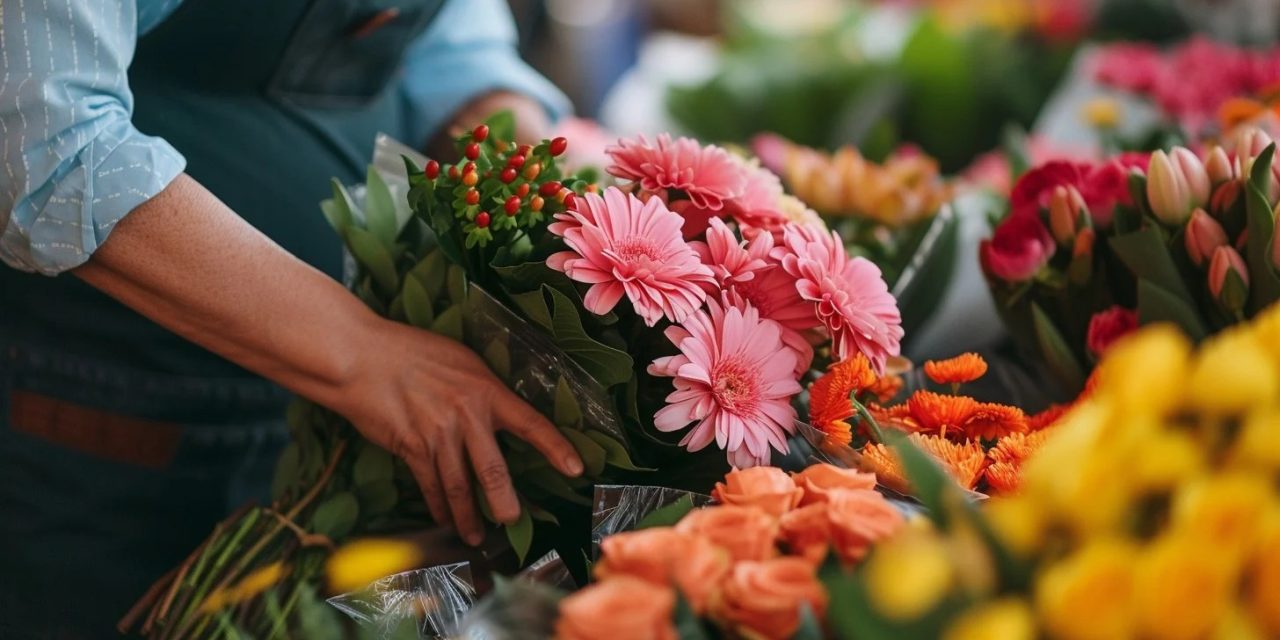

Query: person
left=0, top=0, right=584, bottom=636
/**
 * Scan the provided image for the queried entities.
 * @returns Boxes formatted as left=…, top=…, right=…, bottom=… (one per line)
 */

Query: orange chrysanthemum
left=983, top=431, right=1052, bottom=494
left=922, top=353, right=988, bottom=386
left=964, top=402, right=1029, bottom=441
left=866, top=373, right=904, bottom=404
left=906, top=390, right=980, bottom=438
left=808, top=355, right=878, bottom=446
left=868, top=403, right=919, bottom=434
left=1219, top=97, right=1267, bottom=130
left=1028, top=404, right=1070, bottom=431
left=860, top=433, right=987, bottom=492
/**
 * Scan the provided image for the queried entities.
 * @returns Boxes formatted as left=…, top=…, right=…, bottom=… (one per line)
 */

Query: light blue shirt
left=0, top=0, right=568, bottom=276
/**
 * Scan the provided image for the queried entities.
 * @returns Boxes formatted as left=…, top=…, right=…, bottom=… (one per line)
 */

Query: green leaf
left=355, top=480, right=398, bottom=517
left=505, top=508, right=534, bottom=564
left=311, top=492, right=359, bottom=539
left=431, top=305, right=464, bottom=342
left=483, top=337, right=512, bottom=380
left=553, top=378, right=582, bottom=428
left=898, top=19, right=979, bottom=169
left=561, top=428, right=607, bottom=477
left=446, top=264, right=468, bottom=305
left=324, top=179, right=357, bottom=235
left=1250, top=143, right=1276, bottom=194
left=508, top=289, right=554, bottom=332
left=1244, top=181, right=1280, bottom=314
left=1109, top=226, right=1197, bottom=309
left=586, top=431, right=649, bottom=471
left=485, top=110, right=517, bottom=143
left=271, top=443, right=301, bottom=500
left=411, top=250, right=449, bottom=302
left=673, top=593, right=711, bottom=640
left=546, top=287, right=634, bottom=388
left=794, top=605, right=823, bottom=640
left=353, top=443, right=395, bottom=485
left=1031, top=302, right=1086, bottom=392
left=1136, top=278, right=1208, bottom=340
left=346, top=227, right=398, bottom=297
left=886, top=430, right=958, bottom=530
left=522, top=467, right=592, bottom=506
left=364, top=166, right=399, bottom=245
left=1222, top=268, right=1250, bottom=314
left=401, top=275, right=436, bottom=329
left=634, top=495, right=696, bottom=530
left=525, top=502, right=560, bottom=526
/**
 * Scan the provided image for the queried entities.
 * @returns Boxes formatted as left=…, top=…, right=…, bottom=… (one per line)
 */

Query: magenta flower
left=980, top=213, right=1056, bottom=284
left=547, top=187, right=714, bottom=327
left=776, top=225, right=904, bottom=373
left=1086, top=306, right=1138, bottom=358
left=648, top=301, right=802, bottom=468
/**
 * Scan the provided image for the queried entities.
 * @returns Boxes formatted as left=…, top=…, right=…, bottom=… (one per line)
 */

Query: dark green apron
left=0, top=0, right=442, bottom=636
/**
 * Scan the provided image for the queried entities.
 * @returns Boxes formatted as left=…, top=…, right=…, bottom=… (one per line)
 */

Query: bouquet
left=981, top=126, right=1280, bottom=391
left=752, top=135, right=958, bottom=336
left=127, top=116, right=906, bottom=638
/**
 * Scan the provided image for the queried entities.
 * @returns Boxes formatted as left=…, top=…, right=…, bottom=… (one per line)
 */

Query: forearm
left=73, top=173, right=379, bottom=405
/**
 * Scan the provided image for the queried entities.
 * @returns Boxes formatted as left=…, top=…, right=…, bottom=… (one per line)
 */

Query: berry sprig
left=420, top=124, right=578, bottom=249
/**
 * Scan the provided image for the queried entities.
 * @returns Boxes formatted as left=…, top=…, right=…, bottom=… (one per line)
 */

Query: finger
left=494, top=391, right=583, bottom=477
left=464, top=427, right=521, bottom=525
left=408, top=456, right=451, bottom=528
left=436, top=441, right=485, bottom=546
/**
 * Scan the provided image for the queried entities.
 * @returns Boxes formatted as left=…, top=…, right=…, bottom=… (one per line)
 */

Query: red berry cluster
left=419, top=125, right=576, bottom=247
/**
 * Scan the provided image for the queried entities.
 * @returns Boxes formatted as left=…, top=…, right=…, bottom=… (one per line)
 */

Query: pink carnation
left=648, top=301, right=802, bottom=468
left=547, top=187, right=714, bottom=327
left=776, top=225, right=903, bottom=373
left=980, top=213, right=1056, bottom=284
left=1086, top=306, right=1139, bottom=358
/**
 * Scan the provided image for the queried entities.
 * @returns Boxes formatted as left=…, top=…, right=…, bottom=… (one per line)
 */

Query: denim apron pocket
left=268, top=0, right=446, bottom=108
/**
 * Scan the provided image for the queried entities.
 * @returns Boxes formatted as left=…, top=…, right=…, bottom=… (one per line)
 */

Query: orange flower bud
left=1048, top=185, right=1086, bottom=245
left=1209, top=180, right=1242, bottom=217
left=1208, top=245, right=1250, bottom=313
left=1072, top=227, right=1096, bottom=259
left=1184, top=208, right=1228, bottom=267
left=1205, top=146, right=1235, bottom=184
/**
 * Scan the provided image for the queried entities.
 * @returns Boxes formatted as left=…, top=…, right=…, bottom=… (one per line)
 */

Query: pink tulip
left=1147, top=150, right=1193, bottom=225
left=1048, top=185, right=1087, bottom=245
left=1184, top=208, right=1229, bottom=267
left=1205, top=146, right=1235, bottom=184
left=1170, top=148, right=1210, bottom=209
left=1209, top=245, right=1250, bottom=312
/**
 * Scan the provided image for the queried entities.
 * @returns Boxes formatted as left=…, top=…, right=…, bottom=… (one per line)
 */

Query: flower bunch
left=545, top=134, right=904, bottom=467
left=839, top=304, right=1280, bottom=639
left=982, top=128, right=1280, bottom=390
left=556, top=464, right=906, bottom=640
left=1094, top=37, right=1280, bottom=135
left=807, top=352, right=1068, bottom=494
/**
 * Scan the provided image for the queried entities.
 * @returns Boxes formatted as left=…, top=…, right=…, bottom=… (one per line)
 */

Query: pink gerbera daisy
left=777, top=225, right=903, bottom=372
left=607, top=134, right=748, bottom=238
left=648, top=301, right=803, bottom=468
left=724, top=156, right=789, bottom=236
left=547, top=187, right=714, bottom=327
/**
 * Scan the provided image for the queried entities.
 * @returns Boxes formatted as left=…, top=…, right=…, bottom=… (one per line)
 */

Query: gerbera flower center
left=612, top=237, right=664, bottom=264
left=711, top=360, right=760, bottom=414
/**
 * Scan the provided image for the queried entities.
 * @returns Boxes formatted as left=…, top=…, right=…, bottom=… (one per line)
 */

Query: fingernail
left=465, top=530, right=483, bottom=546
left=565, top=456, right=584, bottom=476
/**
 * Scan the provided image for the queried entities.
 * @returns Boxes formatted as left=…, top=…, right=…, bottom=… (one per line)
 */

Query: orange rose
left=556, top=577, right=678, bottom=640
left=716, top=558, right=829, bottom=640
left=712, top=466, right=803, bottom=517
left=792, top=464, right=877, bottom=506
left=825, top=489, right=906, bottom=564
left=676, top=505, right=779, bottom=563
left=595, top=527, right=731, bottom=615
left=778, top=503, right=832, bottom=565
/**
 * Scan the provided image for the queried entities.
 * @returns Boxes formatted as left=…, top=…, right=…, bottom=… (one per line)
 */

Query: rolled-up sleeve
left=0, top=0, right=185, bottom=275
left=399, top=0, right=572, bottom=147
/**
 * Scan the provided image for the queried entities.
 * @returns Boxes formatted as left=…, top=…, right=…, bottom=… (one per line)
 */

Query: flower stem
left=850, top=394, right=886, bottom=443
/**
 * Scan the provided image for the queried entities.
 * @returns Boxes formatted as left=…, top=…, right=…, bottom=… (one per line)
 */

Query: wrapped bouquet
left=127, top=116, right=905, bottom=638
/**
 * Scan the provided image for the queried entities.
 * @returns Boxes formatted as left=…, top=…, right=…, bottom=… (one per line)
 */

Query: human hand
left=331, top=317, right=583, bottom=545
left=427, top=90, right=551, bottom=158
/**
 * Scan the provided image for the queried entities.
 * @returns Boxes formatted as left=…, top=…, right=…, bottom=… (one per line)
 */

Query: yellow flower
left=1094, top=325, right=1191, bottom=417
left=1129, top=429, right=1204, bottom=492
left=1133, top=533, right=1234, bottom=640
left=1246, top=522, right=1280, bottom=635
left=983, top=496, right=1046, bottom=556
left=864, top=527, right=954, bottom=620
left=1035, top=539, right=1137, bottom=640
left=199, top=562, right=289, bottom=614
left=326, top=538, right=424, bottom=594
left=1173, top=473, right=1273, bottom=567
left=1211, top=606, right=1268, bottom=640
left=1187, top=330, right=1280, bottom=416
left=1228, top=409, right=1280, bottom=472
left=1081, top=97, right=1122, bottom=130
left=943, top=599, right=1035, bottom=640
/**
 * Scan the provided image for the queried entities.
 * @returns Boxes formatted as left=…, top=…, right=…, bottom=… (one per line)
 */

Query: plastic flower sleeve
left=589, top=485, right=713, bottom=547
left=516, top=550, right=577, bottom=591
left=458, top=579, right=563, bottom=640
left=327, top=562, right=477, bottom=639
